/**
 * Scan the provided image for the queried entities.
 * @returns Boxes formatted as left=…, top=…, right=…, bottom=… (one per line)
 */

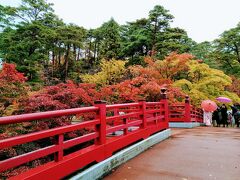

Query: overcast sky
left=1, top=0, right=240, bottom=43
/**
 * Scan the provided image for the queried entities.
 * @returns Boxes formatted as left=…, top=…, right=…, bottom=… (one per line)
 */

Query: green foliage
left=98, top=18, right=121, bottom=59
left=120, top=18, right=150, bottom=62
left=148, top=5, right=174, bottom=54
left=156, top=27, right=194, bottom=59
left=2, top=0, right=54, bottom=24
left=207, top=22, right=240, bottom=77
left=0, top=22, right=48, bottom=81
left=190, top=41, right=218, bottom=68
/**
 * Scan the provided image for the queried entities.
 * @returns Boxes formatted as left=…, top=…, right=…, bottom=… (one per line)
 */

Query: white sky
left=1, top=0, right=240, bottom=43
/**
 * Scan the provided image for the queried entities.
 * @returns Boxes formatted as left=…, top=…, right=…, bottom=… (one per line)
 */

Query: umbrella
left=201, top=100, right=217, bottom=112
left=216, top=96, right=232, bottom=103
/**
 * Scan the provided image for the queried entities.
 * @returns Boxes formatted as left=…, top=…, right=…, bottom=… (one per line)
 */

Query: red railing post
left=139, top=100, right=147, bottom=129
left=160, top=88, right=169, bottom=125
left=94, top=100, right=106, bottom=145
left=184, top=95, right=191, bottom=122
left=123, top=118, right=128, bottom=135
left=54, top=134, right=64, bottom=162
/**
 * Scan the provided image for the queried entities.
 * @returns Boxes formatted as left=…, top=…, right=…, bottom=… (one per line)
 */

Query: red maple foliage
left=0, top=55, right=190, bottom=178
left=0, top=63, right=28, bottom=116
left=0, top=63, right=27, bottom=83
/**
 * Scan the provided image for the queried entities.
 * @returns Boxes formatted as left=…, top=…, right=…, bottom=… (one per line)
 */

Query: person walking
left=213, top=107, right=220, bottom=127
left=203, top=110, right=213, bottom=126
left=221, top=104, right=228, bottom=127
left=235, top=111, right=240, bottom=127
left=230, top=104, right=240, bottom=127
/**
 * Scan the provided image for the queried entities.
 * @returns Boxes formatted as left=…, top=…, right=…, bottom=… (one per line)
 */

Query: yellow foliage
left=172, top=59, right=237, bottom=105
left=173, top=79, right=193, bottom=92
left=81, top=59, right=127, bottom=86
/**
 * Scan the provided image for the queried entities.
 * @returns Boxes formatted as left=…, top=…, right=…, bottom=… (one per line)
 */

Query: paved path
left=104, top=127, right=240, bottom=180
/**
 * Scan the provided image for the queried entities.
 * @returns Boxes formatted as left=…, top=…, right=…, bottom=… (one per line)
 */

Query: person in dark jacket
left=213, top=107, right=220, bottom=127
left=231, top=104, right=239, bottom=127
left=235, top=111, right=240, bottom=127
left=220, top=104, right=228, bottom=127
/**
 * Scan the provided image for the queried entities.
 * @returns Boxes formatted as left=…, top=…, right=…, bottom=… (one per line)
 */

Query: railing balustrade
left=0, top=89, right=202, bottom=179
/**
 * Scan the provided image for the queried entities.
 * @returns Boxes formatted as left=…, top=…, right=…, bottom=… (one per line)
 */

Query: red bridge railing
left=169, top=96, right=203, bottom=123
left=0, top=89, right=203, bottom=179
left=0, top=89, right=170, bottom=179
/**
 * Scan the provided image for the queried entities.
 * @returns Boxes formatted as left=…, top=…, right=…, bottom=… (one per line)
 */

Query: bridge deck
left=104, top=127, right=240, bottom=180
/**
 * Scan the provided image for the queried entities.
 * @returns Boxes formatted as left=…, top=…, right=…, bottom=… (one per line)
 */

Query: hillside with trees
left=0, top=0, right=239, bottom=116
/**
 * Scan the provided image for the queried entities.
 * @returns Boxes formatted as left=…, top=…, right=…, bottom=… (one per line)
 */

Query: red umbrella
left=201, top=100, right=217, bottom=112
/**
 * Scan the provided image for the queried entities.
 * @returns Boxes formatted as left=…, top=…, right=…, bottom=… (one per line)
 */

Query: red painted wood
left=0, top=120, right=100, bottom=149
left=54, top=134, right=64, bottom=162
left=94, top=101, right=106, bottom=145
left=106, top=112, right=141, bottom=121
left=0, top=145, right=58, bottom=172
left=63, top=132, right=99, bottom=149
left=0, top=107, right=99, bottom=125
left=0, top=97, right=202, bottom=179
left=141, top=101, right=147, bottom=128
left=106, top=103, right=140, bottom=110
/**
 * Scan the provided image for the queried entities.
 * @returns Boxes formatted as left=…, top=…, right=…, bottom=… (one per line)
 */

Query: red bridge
left=0, top=89, right=203, bottom=179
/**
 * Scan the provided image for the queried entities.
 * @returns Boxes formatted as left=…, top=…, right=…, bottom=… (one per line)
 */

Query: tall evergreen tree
left=99, top=18, right=121, bottom=59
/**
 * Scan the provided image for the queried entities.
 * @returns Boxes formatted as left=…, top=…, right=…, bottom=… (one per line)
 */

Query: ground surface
left=104, top=127, right=240, bottom=180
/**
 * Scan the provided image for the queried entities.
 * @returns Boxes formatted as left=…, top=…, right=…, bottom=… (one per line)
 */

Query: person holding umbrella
left=216, top=97, right=232, bottom=127
left=201, top=100, right=217, bottom=126
left=220, top=104, right=228, bottom=127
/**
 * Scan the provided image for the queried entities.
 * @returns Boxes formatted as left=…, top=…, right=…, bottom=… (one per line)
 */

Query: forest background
left=0, top=0, right=240, bottom=116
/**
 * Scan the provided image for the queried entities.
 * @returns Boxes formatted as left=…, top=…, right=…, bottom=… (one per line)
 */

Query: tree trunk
left=151, top=18, right=158, bottom=56
left=52, top=51, right=55, bottom=77
left=93, top=41, right=97, bottom=63
left=234, top=43, right=240, bottom=63
left=77, top=48, right=80, bottom=61
left=224, top=59, right=234, bottom=70
left=58, top=51, right=61, bottom=66
left=73, top=45, right=77, bottom=61
left=64, top=45, right=71, bottom=80
left=97, top=42, right=100, bottom=62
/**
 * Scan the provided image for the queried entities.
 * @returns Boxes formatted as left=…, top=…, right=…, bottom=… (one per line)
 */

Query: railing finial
left=185, top=95, right=190, bottom=103
left=160, top=88, right=167, bottom=99
left=94, top=100, right=107, bottom=104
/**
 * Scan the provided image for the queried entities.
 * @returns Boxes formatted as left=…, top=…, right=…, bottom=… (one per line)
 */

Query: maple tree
left=172, top=56, right=240, bottom=105
left=226, top=76, right=240, bottom=97
left=0, top=63, right=28, bottom=116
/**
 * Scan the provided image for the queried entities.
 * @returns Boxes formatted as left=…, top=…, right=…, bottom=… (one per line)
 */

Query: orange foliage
left=227, top=76, right=240, bottom=96
left=0, top=63, right=27, bottom=83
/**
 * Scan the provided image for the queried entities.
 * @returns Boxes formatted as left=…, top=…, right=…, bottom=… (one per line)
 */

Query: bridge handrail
left=0, top=106, right=99, bottom=125
left=0, top=94, right=169, bottom=179
left=0, top=90, right=203, bottom=179
left=168, top=97, right=203, bottom=123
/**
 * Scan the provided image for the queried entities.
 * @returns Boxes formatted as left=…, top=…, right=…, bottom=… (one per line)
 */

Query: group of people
left=204, top=104, right=240, bottom=127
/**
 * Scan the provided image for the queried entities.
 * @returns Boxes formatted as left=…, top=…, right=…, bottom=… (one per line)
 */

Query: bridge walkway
left=104, top=127, right=240, bottom=180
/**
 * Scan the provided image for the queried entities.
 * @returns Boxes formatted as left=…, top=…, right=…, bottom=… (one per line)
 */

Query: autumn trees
left=0, top=63, right=28, bottom=116
left=0, top=0, right=240, bottom=109
left=0, top=2, right=197, bottom=83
